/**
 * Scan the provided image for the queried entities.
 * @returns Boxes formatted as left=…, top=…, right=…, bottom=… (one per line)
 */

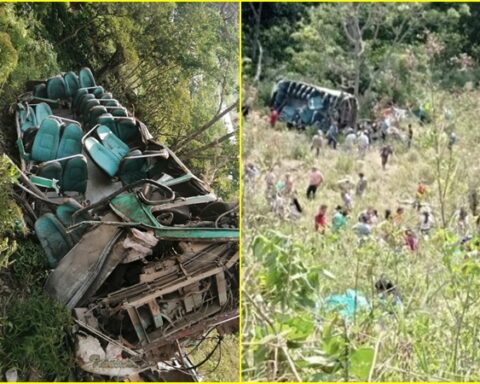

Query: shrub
left=0, top=291, right=74, bottom=381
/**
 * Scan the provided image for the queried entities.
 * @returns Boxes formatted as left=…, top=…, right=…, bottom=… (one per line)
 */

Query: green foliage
left=11, top=239, right=48, bottom=289
left=0, top=291, right=74, bottom=380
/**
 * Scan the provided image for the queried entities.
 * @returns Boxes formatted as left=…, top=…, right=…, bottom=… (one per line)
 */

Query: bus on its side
left=270, top=80, right=358, bottom=131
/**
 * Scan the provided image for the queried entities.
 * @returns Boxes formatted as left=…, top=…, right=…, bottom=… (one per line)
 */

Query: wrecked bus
left=11, top=68, right=238, bottom=380
left=270, top=80, right=358, bottom=130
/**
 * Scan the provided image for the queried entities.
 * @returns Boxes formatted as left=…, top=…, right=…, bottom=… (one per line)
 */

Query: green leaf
left=350, top=347, right=374, bottom=381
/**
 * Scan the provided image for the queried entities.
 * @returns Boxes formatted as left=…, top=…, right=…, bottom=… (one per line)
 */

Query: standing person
left=315, top=204, right=328, bottom=233
left=284, top=174, right=294, bottom=196
left=270, top=108, right=279, bottom=128
left=288, top=194, right=303, bottom=221
left=306, top=167, right=324, bottom=200
left=394, top=207, right=405, bottom=226
left=352, top=213, right=372, bottom=238
left=265, top=169, right=276, bottom=202
left=341, top=190, right=353, bottom=210
left=358, top=131, right=370, bottom=158
left=448, top=131, right=457, bottom=151
left=326, top=120, right=338, bottom=150
left=455, top=207, right=469, bottom=237
left=355, top=173, right=367, bottom=198
left=344, top=129, right=356, bottom=151
left=380, top=144, right=393, bottom=170
left=311, top=132, right=324, bottom=157
left=415, top=182, right=427, bottom=210
left=419, top=210, right=434, bottom=237
left=407, top=124, right=413, bottom=149
left=332, top=206, right=348, bottom=231
left=404, top=229, right=418, bottom=251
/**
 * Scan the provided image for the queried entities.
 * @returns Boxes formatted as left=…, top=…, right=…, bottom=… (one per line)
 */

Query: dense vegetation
left=0, top=2, right=238, bottom=380
left=242, top=2, right=480, bottom=382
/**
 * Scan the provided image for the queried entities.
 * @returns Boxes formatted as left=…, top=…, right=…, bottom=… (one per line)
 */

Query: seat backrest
left=34, top=83, right=48, bottom=98
left=62, top=156, right=88, bottom=193
left=37, top=161, right=62, bottom=181
left=35, top=102, right=53, bottom=126
left=64, top=71, right=80, bottom=97
left=77, top=93, right=95, bottom=114
left=34, top=213, right=73, bottom=268
left=82, top=99, right=100, bottom=117
left=73, top=88, right=88, bottom=108
left=111, top=107, right=128, bottom=117
left=119, top=149, right=148, bottom=185
left=19, top=105, right=37, bottom=132
left=57, top=123, right=83, bottom=158
left=79, top=67, right=96, bottom=88
left=84, top=137, right=120, bottom=177
left=96, top=113, right=118, bottom=136
left=47, top=76, right=67, bottom=100
left=31, top=117, right=61, bottom=162
left=55, top=198, right=86, bottom=227
left=96, top=125, right=129, bottom=159
left=88, top=106, right=108, bottom=126
left=116, top=119, right=140, bottom=142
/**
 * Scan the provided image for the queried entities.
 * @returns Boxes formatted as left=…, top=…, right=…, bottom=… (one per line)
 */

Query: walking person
left=326, top=120, right=338, bottom=150
left=270, top=108, right=279, bottom=128
left=306, top=167, right=324, bottom=200
left=355, top=173, right=367, bottom=198
left=311, top=132, right=324, bottom=157
left=358, top=130, right=369, bottom=158
left=380, top=144, right=393, bottom=170
left=407, top=124, right=413, bottom=149
left=315, top=204, right=328, bottom=233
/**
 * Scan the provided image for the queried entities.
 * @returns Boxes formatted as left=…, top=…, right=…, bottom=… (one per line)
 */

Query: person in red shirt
left=404, top=229, right=418, bottom=251
left=270, top=109, right=279, bottom=128
left=315, top=204, right=328, bottom=233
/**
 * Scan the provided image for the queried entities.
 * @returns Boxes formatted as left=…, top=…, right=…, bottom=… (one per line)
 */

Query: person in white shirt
left=358, top=131, right=370, bottom=158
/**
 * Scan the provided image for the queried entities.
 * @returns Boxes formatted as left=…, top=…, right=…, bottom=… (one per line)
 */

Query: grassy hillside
left=242, top=90, right=480, bottom=381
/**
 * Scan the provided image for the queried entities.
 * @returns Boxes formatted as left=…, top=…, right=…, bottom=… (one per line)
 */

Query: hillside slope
left=242, top=90, right=480, bottom=382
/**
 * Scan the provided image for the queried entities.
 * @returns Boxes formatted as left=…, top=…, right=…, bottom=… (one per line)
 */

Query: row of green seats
left=33, top=67, right=96, bottom=101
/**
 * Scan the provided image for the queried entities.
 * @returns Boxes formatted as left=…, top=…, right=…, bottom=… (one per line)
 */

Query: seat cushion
left=96, top=125, right=129, bottom=159
left=119, top=149, right=148, bottom=185
left=31, top=118, right=61, bottom=162
left=57, top=123, right=82, bottom=158
left=64, top=71, right=80, bottom=97
left=37, top=161, right=62, bottom=181
left=35, top=213, right=73, bottom=268
left=56, top=199, right=90, bottom=239
left=35, top=102, right=52, bottom=126
left=62, top=157, right=88, bottom=193
left=47, top=76, right=67, bottom=100
left=85, top=137, right=120, bottom=177
left=79, top=67, right=96, bottom=88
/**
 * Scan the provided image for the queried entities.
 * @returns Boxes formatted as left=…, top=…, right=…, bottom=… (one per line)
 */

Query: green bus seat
left=79, top=67, right=96, bottom=88
left=19, top=105, right=37, bottom=132
left=57, top=123, right=83, bottom=158
left=93, top=86, right=104, bottom=98
left=111, top=107, right=128, bottom=117
left=35, top=213, right=73, bottom=268
left=88, top=106, right=108, bottom=126
left=47, top=76, right=67, bottom=100
left=62, top=156, right=88, bottom=193
left=85, top=137, right=120, bottom=177
left=116, top=119, right=139, bottom=142
left=55, top=199, right=90, bottom=238
left=64, top=71, right=80, bottom=97
left=82, top=98, right=100, bottom=117
left=73, top=88, right=88, bottom=108
left=100, top=92, right=113, bottom=99
left=34, top=83, right=48, bottom=98
left=37, top=161, right=62, bottom=181
left=119, top=150, right=148, bottom=185
left=35, top=102, right=53, bottom=126
left=31, top=118, right=61, bottom=162
left=77, top=93, right=95, bottom=114
left=96, top=125, right=129, bottom=159
left=96, top=113, right=117, bottom=135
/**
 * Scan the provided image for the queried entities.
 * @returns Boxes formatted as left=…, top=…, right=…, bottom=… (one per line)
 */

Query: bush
left=0, top=291, right=74, bottom=381
left=11, top=239, right=48, bottom=289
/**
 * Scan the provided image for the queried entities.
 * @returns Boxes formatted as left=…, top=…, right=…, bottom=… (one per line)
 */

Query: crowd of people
left=244, top=110, right=480, bottom=259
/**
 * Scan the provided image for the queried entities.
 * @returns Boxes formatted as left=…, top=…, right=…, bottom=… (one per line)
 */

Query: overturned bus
left=270, top=80, right=358, bottom=130
left=11, top=67, right=238, bottom=380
